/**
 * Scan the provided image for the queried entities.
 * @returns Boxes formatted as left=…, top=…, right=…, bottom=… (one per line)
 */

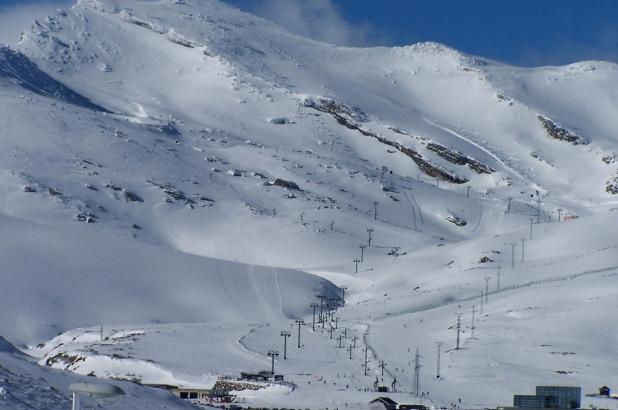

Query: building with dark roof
left=369, top=397, right=398, bottom=410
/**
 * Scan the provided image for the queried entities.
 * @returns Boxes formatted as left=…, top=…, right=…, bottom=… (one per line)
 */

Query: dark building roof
left=370, top=397, right=399, bottom=406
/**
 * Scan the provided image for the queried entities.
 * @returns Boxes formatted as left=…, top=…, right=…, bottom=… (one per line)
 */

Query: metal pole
left=480, top=290, right=484, bottom=315
left=320, top=296, right=324, bottom=322
left=280, top=331, right=290, bottom=359
left=471, top=305, right=476, bottom=339
left=510, top=243, right=516, bottom=269
left=364, top=347, right=368, bottom=376
left=367, top=228, right=373, bottom=246
left=530, top=218, right=533, bottom=240
left=295, top=320, right=303, bottom=348
left=521, top=238, right=526, bottom=263
left=455, top=314, right=462, bottom=350
left=349, top=344, right=353, bottom=359
left=354, top=258, right=360, bottom=273
left=537, top=192, right=541, bottom=223
left=311, top=303, right=318, bottom=331
left=413, top=348, right=421, bottom=396
left=435, top=342, right=443, bottom=378
left=373, top=202, right=379, bottom=220
left=268, top=351, right=279, bottom=374
left=360, top=245, right=366, bottom=262
left=484, top=277, right=490, bottom=304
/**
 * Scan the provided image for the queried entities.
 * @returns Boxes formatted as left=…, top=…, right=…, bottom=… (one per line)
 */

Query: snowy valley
left=0, top=0, right=617, bottom=409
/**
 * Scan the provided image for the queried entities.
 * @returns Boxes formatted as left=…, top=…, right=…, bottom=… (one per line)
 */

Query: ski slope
left=1, top=0, right=618, bottom=408
left=0, top=213, right=339, bottom=348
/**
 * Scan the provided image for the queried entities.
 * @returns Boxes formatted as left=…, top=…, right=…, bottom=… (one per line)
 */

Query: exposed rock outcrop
left=305, top=98, right=468, bottom=184
left=537, top=115, right=587, bottom=145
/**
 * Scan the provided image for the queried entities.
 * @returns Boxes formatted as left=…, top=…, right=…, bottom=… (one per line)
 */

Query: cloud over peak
left=234, top=0, right=375, bottom=47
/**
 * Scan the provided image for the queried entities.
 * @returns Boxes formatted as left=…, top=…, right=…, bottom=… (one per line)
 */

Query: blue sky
left=1, top=0, right=617, bottom=66
left=225, top=0, right=618, bottom=66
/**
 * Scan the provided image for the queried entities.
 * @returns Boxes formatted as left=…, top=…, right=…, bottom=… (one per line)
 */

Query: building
left=172, top=387, right=236, bottom=404
left=536, top=386, right=581, bottom=409
left=399, top=405, right=429, bottom=410
left=514, top=395, right=548, bottom=408
left=369, top=397, right=398, bottom=410
left=173, top=387, right=211, bottom=400
left=598, top=386, right=610, bottom=397
left=239, top=370, right=283, bottom=382
left=512, top=385, right=581, bottom=409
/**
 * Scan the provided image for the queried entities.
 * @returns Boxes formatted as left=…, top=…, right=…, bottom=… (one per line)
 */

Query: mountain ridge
left=0, top=1, right=617, bottom=408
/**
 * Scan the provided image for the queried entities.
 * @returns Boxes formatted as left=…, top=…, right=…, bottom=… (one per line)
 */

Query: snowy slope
left=0, top=213, right=339, bottom=348
left=1, top=0, right=618, bottom=408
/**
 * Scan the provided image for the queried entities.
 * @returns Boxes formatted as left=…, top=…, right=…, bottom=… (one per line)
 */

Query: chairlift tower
left=359, top=244, right=367, bottom=262
left=353, top=258, right=361, bottom=273
left=295, top=320, right=304, bottom=348
left=317, top=294, right=327, bottom=326
left=367, top=228, right=374, bottom=246
left=267, top=351, right=279, bottom=374
left=310, top=303, right=319, bottom=331
left=280, top=331, right=291, bottom=359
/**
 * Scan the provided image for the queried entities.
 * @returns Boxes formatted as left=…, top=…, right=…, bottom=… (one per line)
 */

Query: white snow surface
left=1, top=0, right=618, bottom=409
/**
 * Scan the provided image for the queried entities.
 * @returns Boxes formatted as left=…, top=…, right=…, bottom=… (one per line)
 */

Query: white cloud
left=244, top=0, right=374, bottom=47
left=0, top=1, right=73, bottom=46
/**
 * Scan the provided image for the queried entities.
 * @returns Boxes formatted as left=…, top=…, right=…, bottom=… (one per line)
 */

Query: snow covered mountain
left=1, top=0, right=617, bottom=409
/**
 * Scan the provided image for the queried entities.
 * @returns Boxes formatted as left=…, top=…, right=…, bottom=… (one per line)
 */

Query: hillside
left=1, top=0, right=617, bottom=409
